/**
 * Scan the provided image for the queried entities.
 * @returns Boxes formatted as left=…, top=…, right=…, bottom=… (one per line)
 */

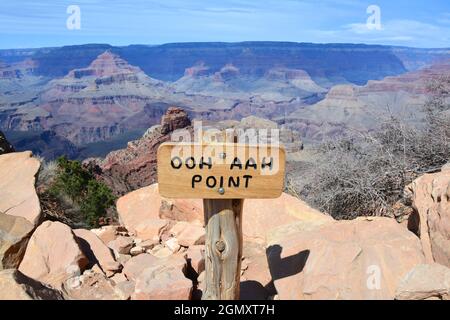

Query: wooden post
left=202, top=130, right=243, bottom=300
left=202, top=198, right=243, bottom=300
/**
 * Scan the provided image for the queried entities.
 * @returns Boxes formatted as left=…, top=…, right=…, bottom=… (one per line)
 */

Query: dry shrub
left=289, top=76, right=450, bottom=219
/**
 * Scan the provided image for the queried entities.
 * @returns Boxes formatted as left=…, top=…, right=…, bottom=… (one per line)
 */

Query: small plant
left=80, top=180, right=116, bottom=227
left=48, top=156, right=116, bottom=227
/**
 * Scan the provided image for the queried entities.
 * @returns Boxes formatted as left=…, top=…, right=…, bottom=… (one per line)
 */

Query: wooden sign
left=157, top=142, right=285, bottom=199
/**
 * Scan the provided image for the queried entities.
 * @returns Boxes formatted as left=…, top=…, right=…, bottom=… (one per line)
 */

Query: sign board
left=157, top=142, right=285, bottom=199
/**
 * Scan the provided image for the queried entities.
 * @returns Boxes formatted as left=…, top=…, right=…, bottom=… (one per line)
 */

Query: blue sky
left=0, top=0, right=449, bottom=49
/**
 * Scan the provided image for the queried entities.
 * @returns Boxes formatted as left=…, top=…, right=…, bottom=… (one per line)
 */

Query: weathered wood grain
left=202, top=199, right=243, bottom=300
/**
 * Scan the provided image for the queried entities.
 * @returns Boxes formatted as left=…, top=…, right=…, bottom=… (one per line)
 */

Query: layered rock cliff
left=284, top=60, right=450, bottom=141
left=84, top=107, right=192, bottom=196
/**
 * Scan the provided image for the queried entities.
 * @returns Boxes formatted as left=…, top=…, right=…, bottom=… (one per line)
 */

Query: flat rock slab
left=267, top=217, right=425, bottom=300
left=0, top=151, right=41, bottom=226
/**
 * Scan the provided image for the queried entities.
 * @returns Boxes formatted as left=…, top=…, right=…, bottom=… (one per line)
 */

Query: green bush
left=80, top=180, right=116, bottom=227
left=49, top=156, right=115, bottom=227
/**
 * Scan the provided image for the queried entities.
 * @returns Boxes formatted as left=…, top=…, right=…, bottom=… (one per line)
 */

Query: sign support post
left=203, top=132, right=242, bottom=300
left=202, top=198, right=243, bottom=300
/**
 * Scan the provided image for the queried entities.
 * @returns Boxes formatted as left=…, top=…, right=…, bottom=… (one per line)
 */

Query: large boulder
left=0, top=212, right=34, bottom=270
left=243, top=193, right=333, bottom=243
left=18, top=221, right=88, bottom=288
left=73, top=229, right=121, bottom=277
left=0, top=269, right=63, bottom=300
left=160, top=198, right=203, bottom=223
left=0, top=151, right=41, bottom=225
left=410, top=167, right=450, bottom=267
left=116, top=184, right=203, bottom=234
left=267, top=217, right=425, bottom=300
left=395, top=263, right=450, bottom=300
left=116, top=184, right=161, bottom=232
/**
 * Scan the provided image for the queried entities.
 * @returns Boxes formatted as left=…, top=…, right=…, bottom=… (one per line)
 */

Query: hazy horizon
left=1, top=40, right=450, bottom=52
left=1, top=0, right=449, bottom=49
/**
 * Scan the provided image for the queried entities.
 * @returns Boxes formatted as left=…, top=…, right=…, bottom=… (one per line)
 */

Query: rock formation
left=0, top=59, right=37, bottom=79
left=0, top=151, right=41, bottom=225
left=2, top=51, right=171, bottom=146
left=0, top=212, right=34, bottom=270
left=85, top=107, right=192, bottom=195
left=409, top=164, right=450, bottom=267
left=284, top=61, right=450, bottom=141
left=18, top=221, right=89, bottom=288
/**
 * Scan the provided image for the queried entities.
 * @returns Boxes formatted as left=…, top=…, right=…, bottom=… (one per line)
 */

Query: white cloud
left=311, top=19, right=450, bottom=47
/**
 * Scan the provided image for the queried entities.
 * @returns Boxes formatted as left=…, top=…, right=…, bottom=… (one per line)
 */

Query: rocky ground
left=1, top=148, right=450, bottom=300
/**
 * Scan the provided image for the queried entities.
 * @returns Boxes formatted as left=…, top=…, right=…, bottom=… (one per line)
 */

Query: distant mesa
left=67, top=50, right=142, bottom=79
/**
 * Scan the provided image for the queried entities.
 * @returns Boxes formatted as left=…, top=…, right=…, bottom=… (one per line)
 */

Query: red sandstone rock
left=87, top=107, right=192, bottom=196
left=134, top=219, right=169, bottom=241
left=132, top=256, right=191, bottom=300
left=267, top=217, right=425, bottom=300
left=169, top=222, right=205, bottom=247
left=122, top=254, right=159, bottom=281
left=73, top=229, right=121, bottom=277
left=410, top=166, right=450, bottom=267
left=108, top=236, right=134, bottom=255
left=0, top=269, right=64, bottom=300
left=0, top=152, right=42, bottom=226
left=184, top=245, right=205, bottom=275
left=18, top=221, right=88, bottom=288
